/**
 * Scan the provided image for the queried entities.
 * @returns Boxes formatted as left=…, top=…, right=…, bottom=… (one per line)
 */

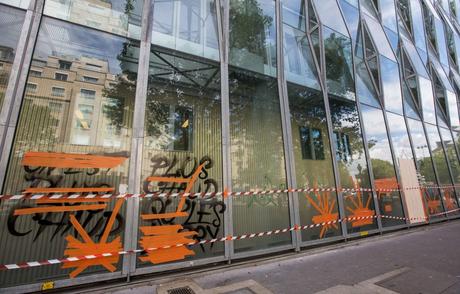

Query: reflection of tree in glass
left=102, top=42, right=137, bottom=133
left=230, top=0, right=273, bottom=59
left=324, top=32, right=354, bottom=98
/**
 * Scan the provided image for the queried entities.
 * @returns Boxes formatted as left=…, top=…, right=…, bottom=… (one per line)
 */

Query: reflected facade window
left=0, top=5, right=25, bottom=112
left=230, top=0, right=290, bottom=252
left=44, top=0, right=143, bottom=39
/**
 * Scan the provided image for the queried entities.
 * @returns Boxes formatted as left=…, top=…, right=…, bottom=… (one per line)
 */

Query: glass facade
left=2, top=0, right=460, bottom=290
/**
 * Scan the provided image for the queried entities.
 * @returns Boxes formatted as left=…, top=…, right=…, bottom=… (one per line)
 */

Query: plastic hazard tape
left=0, top=185, right=459, bottom=201
left=1, top=209, right=460, bottom=272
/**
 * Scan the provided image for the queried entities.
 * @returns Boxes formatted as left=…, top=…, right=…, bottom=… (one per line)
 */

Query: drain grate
left=167, top=286, right=196, bottom=294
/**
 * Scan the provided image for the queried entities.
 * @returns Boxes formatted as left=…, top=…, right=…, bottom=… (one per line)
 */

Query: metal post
left=275, top=0, right=301, bottom=252
left=218, top=0, right=233, bottom=262
left=122, top=0, right=152, bottom=277
left=0, top=0, right=44, bottom=193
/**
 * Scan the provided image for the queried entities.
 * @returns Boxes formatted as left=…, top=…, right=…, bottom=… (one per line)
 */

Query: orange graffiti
left=305, top=188, right=338, bottom=239
left=21, top=152, right=127, bottom=169
left=63, top=199, right=124, bottom=278
left=344, top=180, right=375, bottom=228
left=443, top=188, right=458, bottom=211
left=422, top=188, right=441, bottom=215
left=139, top=163, right=205, bottom=264
left=12, top=151, right=128, bottom=278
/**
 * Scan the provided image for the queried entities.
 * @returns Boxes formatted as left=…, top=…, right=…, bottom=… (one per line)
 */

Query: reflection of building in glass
left=25, top=55, right=129, bottom=148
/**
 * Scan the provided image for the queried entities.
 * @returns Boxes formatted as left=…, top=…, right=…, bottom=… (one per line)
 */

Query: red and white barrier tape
left=2, top=209, right=460, bottom=272
left=0, top=185, right=459, bottom=201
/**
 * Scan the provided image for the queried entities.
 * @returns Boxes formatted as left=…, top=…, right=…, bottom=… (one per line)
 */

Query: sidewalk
left=83, top=221, right=460, bottom=294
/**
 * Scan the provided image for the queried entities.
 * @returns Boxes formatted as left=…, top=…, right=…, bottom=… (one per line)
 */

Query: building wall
left=1, top=0, right=460, bottom=291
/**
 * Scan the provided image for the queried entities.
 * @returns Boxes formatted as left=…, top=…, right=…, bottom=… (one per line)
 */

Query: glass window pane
left=229, top=67, right=290, bottom=252
left=324, top=27, right=355, bottom=100
left=282, top=0, right=306, bottom=31
left=447, top=91, right=460, bottom=128
left=283, top=24, right=320, bottom=89
left=401, top=37, right=429, bottom=78
left=229, top=0, right=277, bottom=76
left=329, top=98, right=377, bottom=233
left=44, top=0, right=142, bottom=39
left=380, top=57, right=403, bottom=114
left=406, top=118, right=445, bottom=216
left=379, top=0, right=398, bottom=31
left=229, top=0, right=289, bottom=252
left=425, top=124, right=459, bottom=211
left=0, top=0, right=29, bottom=8
left=410, top=0, right=428, bottom=52
left=312, top=0, right=349, bottom=36
left=152, top=0, right=220, bottom=61
left=386, top=112, right=414, bottom=163
left=363, top=15, right=396, bottom=61
left=419, top=77, right=437, bottom=124
left=1, top=17, right=137, bottom=286
left=440, top=128, right=460, bottom=185
left=360, top=105, right=405, bottom=226
left=0, top=5, right=25, bottom=112
left=138, top=48, right=224, bottom=265
left=339, top=0, right=360, bottom=43
left=287, top=83, right=340, bottom=241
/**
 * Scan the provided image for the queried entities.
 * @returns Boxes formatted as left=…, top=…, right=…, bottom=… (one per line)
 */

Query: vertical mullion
left=218, top=0, right=233, bottom=261
left=123, top=0, right=152, bottom=276
left=276, top=0, right=301, bottom=251
left=0, top=0, right=44, bottom=193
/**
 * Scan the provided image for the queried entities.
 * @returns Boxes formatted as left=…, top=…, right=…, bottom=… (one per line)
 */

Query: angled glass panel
left=406, top=118, right=445, bottom=217
left=329, top=98, right=378, bottom=233
left=44, top=0, right=142, bottom=39
left=402, top=82, right=422, bottom=120
left=360, top=0, right=379, bottom=19
left=419, top=77, right=437, bottom=124
left=0, top=5, right=25, bottom=112
left=0, top=0, right=29, bottom=9
left=360, top=105, right=405, bottom=226
left=283, top=24, right=320, bottom=89
left=386, top=112, right=414, bottom=163
left=363, top=15, right=396, bottom=61
left=323, top=27, right=355, bottom=100
left=425, top=124, right=459, bottom=211
left=151, top=0, right=220, bottom=61
left=380, top=56, right=403, bottom=114
left=429, top=53, right=454, bottom=92
left=229, top=0, right=290, bottom=252
left=356, top=55, right=381, bottom=108
left=282, top=0, right=306, bottom=31
left=379, top=0, right=398, bottom=32
left=440, top=128, right=460, bottom=192
left=338, top=0, right=360, bottom=43
left=229, top=0, right=277, bottom=76
left=401, top=37, right=429, bottom=78
left=312, top=0, right=349, bottom=36
left=446, top=91, right=460, bottom=128
left=409, top=0, right=428, bottom=53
